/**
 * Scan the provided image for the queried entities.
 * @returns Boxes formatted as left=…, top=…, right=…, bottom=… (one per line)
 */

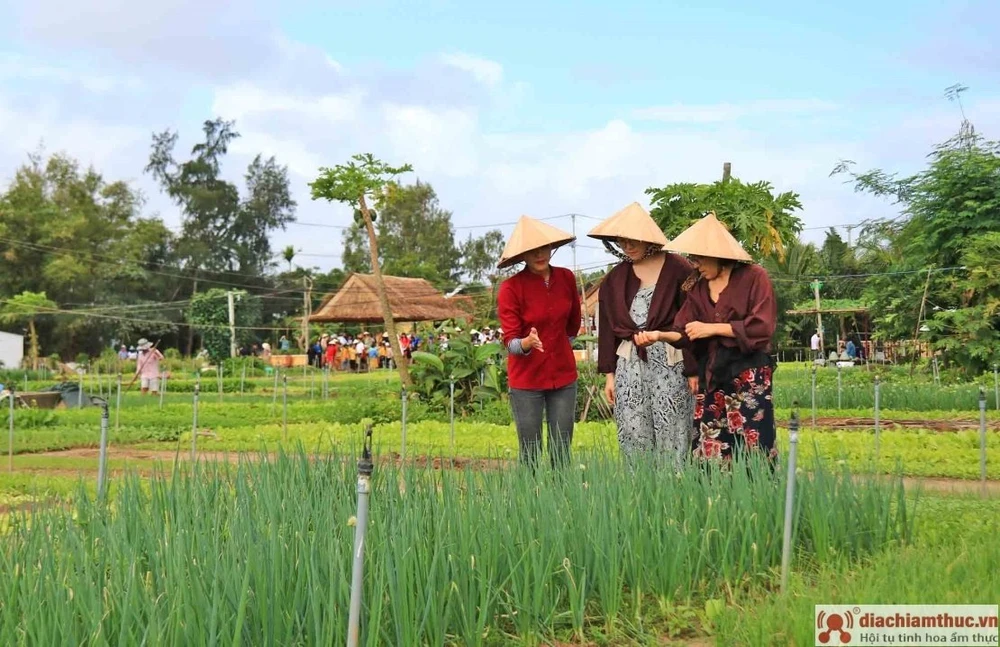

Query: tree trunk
left=28, top=317, right=39, bottom=371
left=360, top=195, right=412, bottom=387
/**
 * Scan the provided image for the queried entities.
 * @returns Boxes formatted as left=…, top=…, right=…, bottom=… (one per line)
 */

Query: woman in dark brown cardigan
left=589, top=203, right=696, bottom=466
left=660, top=213, right=779, bottom=463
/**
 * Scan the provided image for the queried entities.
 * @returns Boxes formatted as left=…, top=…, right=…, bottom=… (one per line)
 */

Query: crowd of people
left=497, top=203, right=778, bottom=471
left=304, top=332, right=397, bottom=372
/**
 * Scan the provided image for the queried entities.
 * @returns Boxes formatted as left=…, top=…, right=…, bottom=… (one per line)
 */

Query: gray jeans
left=509, top=382, right=577, bottom=468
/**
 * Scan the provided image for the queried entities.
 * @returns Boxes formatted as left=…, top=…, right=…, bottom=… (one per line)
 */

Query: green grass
left=0, top=450, right=910, bottom=645
left=713, top=495, right=1000, bottom=645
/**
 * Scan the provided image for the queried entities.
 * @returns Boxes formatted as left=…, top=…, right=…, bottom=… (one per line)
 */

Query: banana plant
left=410, top=330, right=505, bottom=413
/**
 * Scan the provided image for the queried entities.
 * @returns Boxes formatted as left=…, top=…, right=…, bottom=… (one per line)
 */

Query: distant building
left=0, top=331, right=24, bottom=369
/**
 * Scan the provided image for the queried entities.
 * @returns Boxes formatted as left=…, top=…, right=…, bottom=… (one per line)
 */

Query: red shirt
left=498, top=266, right=581, bottom=391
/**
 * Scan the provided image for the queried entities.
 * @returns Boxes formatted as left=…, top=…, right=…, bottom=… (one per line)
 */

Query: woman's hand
left=633, top=330, right=661, bottom=348
left=604, top=373, right=615, bottom=406
left=687, top=376, right=699, bottom=395
left=521, top=327, right=544, bottom=353
left=684, top=321, right=717, bottom=341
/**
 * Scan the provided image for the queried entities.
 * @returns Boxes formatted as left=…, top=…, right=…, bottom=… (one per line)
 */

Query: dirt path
left=23, top=448, right=1000, bottom=496
left=781, top=416, right=1000, bottom=432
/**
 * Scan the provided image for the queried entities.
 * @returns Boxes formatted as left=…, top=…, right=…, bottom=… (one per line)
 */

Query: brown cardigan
left=671, top=263, right=777, bottom=389
left=597, top=252, right=696, bottom=376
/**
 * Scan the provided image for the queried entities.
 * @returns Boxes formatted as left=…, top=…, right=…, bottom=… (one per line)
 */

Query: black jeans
left=509, top=382, right=577, bottom=468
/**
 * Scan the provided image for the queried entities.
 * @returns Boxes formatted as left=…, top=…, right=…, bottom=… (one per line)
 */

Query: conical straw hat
left=498, top=216, right=576, bottom=269
left=586, top=202, right=668, bottom=247
left=665, top=212, right=752, bottom=262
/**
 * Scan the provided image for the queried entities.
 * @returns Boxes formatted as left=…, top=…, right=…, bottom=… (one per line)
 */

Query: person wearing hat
left=134, top=338, right=164, bottom=395
left=497, top=216, right=582, bottom=469
left=659, top=213, right=779, bottom=464
left=588, top=202, right=696, bottom=466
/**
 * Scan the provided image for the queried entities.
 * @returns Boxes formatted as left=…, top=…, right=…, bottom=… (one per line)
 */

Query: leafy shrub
left=410, top=331, right=505, bottom=413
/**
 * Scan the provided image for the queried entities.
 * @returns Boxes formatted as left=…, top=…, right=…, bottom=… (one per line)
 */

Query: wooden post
left=910, top=268, right=933, bottom=375
left=301, top=276, right=312, bottom=352
left=722, top=162, right=732, bottom=182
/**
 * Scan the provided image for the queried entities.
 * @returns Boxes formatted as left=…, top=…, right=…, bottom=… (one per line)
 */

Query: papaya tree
left=646, top=176, right=803, bottom=262
left=309, top=154, right=415, bottom=387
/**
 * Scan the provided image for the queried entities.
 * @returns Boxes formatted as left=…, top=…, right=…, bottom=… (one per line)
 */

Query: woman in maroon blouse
left=497, top=216, right=581, bottom=468
left=660, top=213, right=779, bottom=463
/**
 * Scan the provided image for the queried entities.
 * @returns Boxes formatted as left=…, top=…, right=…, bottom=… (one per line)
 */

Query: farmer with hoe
left=134, top=338, right=164, bottom=395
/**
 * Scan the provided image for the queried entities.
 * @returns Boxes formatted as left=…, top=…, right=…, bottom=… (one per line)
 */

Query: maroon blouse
left=671, top=263, right=777, bottom=389
left=596, top=253, right=696, bottom=376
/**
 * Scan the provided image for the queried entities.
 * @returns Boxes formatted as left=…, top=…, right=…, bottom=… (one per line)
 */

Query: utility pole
left=570, top=214, right=591, bottom=339
left=227, top=290, right=237, bottom=358
left=811, top=279, right=824, bottom=358
left=302, top=276, right=313, bottom=352
left=910, top=268, right=933, bottom=374
left=722, top=162, right=732, bottom=183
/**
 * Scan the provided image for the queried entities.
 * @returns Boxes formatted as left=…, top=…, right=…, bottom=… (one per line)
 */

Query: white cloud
left=0, top=54, right=143, bottom=93
left=0, top=97, right=147, bottom=179
left=381, top=103, right=480, bottom=177
left=4, top=27, right=1000, bottom=274
left=633, top=99, right=838, bottom=123
left=439, top=53, right=504, bottom=88
left=212, top=83, right=364, bottom=125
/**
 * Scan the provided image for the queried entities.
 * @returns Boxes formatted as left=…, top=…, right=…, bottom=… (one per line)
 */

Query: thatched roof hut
left=309, top=274, right=473, bottom=324
left=583, top=277, right=604, bottom=318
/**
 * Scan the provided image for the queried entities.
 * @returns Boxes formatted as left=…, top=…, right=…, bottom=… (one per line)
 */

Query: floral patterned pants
left=692, top=366, right=778, bottom=463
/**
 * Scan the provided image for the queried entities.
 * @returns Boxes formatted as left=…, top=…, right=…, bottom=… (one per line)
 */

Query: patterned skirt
left=692, top=365, right=777, bottom=462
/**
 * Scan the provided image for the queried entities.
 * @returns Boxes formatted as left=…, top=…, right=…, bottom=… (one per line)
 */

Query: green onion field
left=1, top=364, right=998, bottom=645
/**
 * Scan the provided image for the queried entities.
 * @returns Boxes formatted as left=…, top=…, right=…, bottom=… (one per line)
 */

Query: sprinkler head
left=358, top=424, right=374, bottom=476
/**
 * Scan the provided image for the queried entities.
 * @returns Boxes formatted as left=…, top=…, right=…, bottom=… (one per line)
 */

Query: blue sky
left=0, top=0, right=997, bottom=274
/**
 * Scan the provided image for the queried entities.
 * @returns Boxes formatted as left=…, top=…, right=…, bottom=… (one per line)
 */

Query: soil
left=790, top=416, right=1000, bottom=432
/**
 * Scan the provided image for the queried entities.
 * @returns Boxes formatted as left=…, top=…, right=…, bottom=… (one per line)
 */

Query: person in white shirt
left=355, top=340, right=367, bottom=371
left=810, top=331, right=821, bottom=360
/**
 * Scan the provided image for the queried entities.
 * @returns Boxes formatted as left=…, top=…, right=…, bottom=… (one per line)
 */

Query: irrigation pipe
left=346, top=424, right=374, bottom=647
left=780, top=409, right=800, bottom=595
left=94, top=396, right=110, bottom=501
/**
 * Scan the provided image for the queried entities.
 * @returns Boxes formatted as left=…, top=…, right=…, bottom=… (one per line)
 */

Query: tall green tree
left=146, top=118, right=296, bottom=353
left=458, top=229, right=505, bottom=285
left=341, top=181, right=462, bottom=289
left=188, top=289, right=262, bottom=362
left=458, top=229, right=509, bottom=322
left=0, top=151, right=179, bottom=357
left=0, top=291, right=57, bottom=369
left=762, top=238, right=819, bottom=350
left=281, top=245, right=297, bottom=272
left=834, top=117, right=1000, bottom=371
left=145, top=118, right=297, bottom=276
left=646, top=176, right=803, bottom=262
left=310, top=154, right=415, bottom=387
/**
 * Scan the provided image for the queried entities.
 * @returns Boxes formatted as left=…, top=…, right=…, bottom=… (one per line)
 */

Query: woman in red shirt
left=497, top=216, right=581, bottom=468
left=324, top=340, right=338, bottom=370
left=657, top=213, right=779, bottom=464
